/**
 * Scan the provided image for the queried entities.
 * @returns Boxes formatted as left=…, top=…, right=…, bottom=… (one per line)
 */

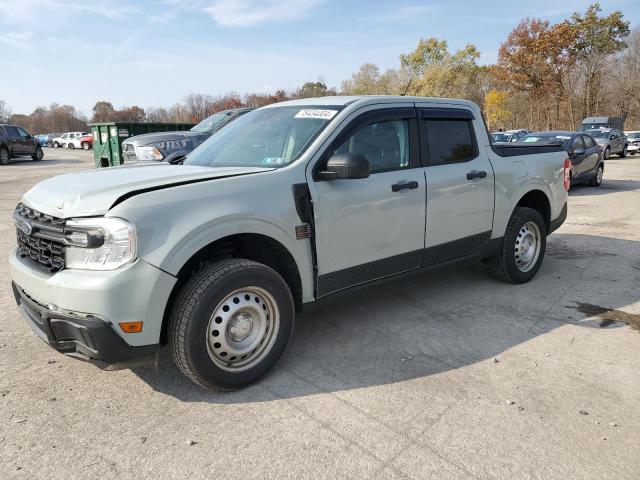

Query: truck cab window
left=423, top=119, right=475, bottom=164
left=333, top=119, right=409, bottom=173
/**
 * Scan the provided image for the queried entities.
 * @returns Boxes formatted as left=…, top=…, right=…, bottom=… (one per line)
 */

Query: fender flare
left=150, top=217, right=315, bottom=302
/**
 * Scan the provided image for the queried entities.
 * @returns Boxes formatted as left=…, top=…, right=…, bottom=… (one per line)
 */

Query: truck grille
left=14, top=203, right=66, bottom=273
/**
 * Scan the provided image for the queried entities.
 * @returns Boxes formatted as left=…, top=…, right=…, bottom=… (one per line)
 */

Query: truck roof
left=581, top=117, right=619, bottom=123
left=262, top=95, right=479, bottom=109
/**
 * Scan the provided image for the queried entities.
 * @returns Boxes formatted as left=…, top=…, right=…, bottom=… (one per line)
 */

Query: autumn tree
left=295, top=81, right=336, bottom=98
left=91, top=101, right=116, bottom=122
left=497, top=18, right=577, bottom=129
left=568, top=3, right=630, bottom=116
left=484, top=90, right=510, bottom=130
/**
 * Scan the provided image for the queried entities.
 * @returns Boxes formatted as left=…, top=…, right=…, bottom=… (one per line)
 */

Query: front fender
left=144, top=216, right=315, bottom=304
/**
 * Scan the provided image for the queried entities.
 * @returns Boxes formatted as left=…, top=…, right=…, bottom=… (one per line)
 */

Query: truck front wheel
left=490, top=207, right=547, bottom=284
left=168, top=259, right=295, bottom=390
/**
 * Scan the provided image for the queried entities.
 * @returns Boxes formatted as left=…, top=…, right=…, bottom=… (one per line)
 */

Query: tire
left=68, top=143, right=75, bottom=149
left=82, top=141, right=90, bottom=150
left=619, top=145, right=627, bottom=158
left=31, top=147, right=43, bottom=161
left=490, top=207, right=547, bottom=284
left=0, top=147, right=9, bottom=165
left=168, top=259, right=295, bottom=390
left=589, top=163, right=603, bottom=187
left=53, top=141, right=59, bottom=148
left=603, top=147, right=610, bottom=160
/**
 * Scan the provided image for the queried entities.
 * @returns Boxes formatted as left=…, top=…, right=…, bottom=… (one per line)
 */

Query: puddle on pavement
left=567, top=302, right=640, bottom=331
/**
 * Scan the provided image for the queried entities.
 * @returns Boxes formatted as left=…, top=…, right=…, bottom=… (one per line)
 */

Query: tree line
left=2, top=3, right=639, bottom=134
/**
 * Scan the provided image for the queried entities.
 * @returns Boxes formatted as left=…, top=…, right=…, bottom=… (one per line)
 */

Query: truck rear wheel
left=168, top=259, right=295, bottom=390
left=489, top=207, right=547, bottom=284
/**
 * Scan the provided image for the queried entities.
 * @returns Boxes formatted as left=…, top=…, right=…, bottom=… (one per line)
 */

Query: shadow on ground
left=6, top=158, right=84, bottom=167
left=132, top=233, right=640, bottom=403
left=569, top=178, right=640, bottom=196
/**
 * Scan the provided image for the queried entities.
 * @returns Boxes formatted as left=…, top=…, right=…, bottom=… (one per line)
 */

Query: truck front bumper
left=9, top=248, right=177, bottom=368
left=12, top=282, right=158, bottom=368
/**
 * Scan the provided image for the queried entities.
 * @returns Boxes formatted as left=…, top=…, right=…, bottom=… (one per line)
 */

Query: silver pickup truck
left=9, top=96, right=569, bottom=390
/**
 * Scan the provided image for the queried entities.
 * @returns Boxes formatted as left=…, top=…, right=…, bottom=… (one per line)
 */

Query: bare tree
left=0, top=100, right=11, bottom=123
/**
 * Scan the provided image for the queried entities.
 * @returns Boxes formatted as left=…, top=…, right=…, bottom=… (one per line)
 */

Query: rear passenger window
left=571, top=136, right=585, bottom=152
left=423, top=120, right=476, bottom=164
left=583, top=136, right=595, bottom=149
left=5, top=126, right=19, bottom=137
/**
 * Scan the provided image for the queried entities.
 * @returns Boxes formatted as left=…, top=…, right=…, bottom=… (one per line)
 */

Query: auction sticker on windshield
left=295, top=109, right=338, bottom=120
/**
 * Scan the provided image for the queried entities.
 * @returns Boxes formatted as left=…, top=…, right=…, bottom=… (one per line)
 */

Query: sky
left=1, top=0, right=638, bottom=116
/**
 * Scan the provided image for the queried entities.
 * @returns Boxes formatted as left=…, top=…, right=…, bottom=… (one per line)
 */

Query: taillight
left=563, top=158, right=571, bottom=191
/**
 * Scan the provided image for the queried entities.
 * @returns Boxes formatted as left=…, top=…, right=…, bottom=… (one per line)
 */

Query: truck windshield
left=579, top=123, right=606, bottom=132
left=587, top=130, right=608, bottom=139
left=191, top=112, right=230, bottom=133
left=184, top=106, right=339, bottom=168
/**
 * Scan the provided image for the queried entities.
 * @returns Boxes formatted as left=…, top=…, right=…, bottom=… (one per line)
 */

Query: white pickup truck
left=10, top=96, right=569, bottom=390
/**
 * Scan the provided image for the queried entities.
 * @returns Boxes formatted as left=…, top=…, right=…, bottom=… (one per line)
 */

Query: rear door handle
left=466, top=170, right=487, bottom=180
left=391, top=181, right=419, bottom=192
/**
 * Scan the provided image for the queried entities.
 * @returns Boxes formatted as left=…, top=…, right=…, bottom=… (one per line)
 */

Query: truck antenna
left=401, top=77, right=413, bottom=96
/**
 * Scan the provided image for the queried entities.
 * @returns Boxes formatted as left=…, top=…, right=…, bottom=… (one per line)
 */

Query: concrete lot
left=1, top=148, right=639, bottom=479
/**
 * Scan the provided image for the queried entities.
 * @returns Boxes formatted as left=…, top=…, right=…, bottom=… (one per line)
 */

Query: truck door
left=4, top=126, right=22, bottom=154
left=308, top=107, right=426, bottom=297
left=16, top=127, right=35, bottom=155
left=612, top=130, right=624, bottom=154
left=581, top=135, right=599, bottom=173
left=417, top=106, right=494, bottom=257
left=570, top=135, right=588, bottom=176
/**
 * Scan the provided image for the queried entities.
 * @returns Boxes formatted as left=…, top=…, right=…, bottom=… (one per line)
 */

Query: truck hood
left=123, top=130, right=205, bottom=147
left=21, top=163, right=273, bottom=218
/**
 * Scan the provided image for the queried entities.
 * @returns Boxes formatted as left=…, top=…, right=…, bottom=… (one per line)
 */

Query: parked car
left=624, top=131, right=640, bottom=155
left=52, top=132, right=84, bottom=148
left=519, top=131, right=604, bottom=187
left=578, top=116, right=624, bottom=132
left=66, top=134, right=93, bottom=150
left=9, top=96, right=569, bottom=390
left=586, top=128, right=627, bottom=159
left=491, top=129, right=529, bottom=144
left=35, top=134, right=48, bottom=146
left=121, top=108, right=253, bottom=163
left=41, top=133, right=60, bottom=147
left=0, top=124, right=44, bottom=164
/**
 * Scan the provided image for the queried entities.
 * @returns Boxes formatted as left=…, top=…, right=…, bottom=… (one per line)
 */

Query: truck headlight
left=136, top=146, right=164, bottom=161
left=65, top=218, right=136, bottom=270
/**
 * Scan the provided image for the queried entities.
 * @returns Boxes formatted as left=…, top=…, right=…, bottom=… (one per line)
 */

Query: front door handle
left=391, top=181, right=419, bottom=192
left=466, top=170, right=487, bottom=180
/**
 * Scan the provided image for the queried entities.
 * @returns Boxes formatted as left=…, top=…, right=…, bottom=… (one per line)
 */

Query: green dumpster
left=89, top=122, right=194, bottom=168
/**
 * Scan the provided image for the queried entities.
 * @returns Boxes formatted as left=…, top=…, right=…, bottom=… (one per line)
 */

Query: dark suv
left=121, top=108, right=253, bottom=163
left=0, top=124, right=43, bottom=165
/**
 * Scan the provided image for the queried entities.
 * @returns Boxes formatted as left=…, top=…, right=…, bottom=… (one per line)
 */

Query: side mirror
left=165, top=151, right=188, bottom=164
left=573, top=148, right=586, bottom=156
left=319, top=153, right=370, bottom=180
